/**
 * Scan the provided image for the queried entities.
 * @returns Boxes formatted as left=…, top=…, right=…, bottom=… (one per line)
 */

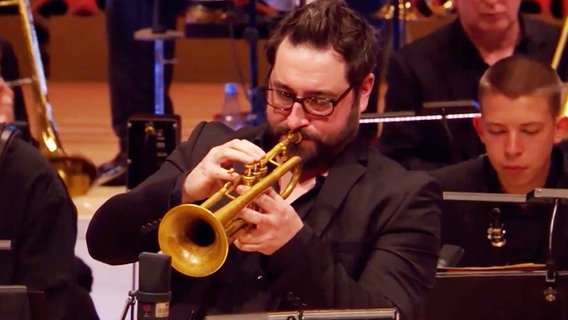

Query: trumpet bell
left=50, top=156, right=97, bottom=198
left=158, top=131, right=303, bottom=277
left=158, top=203, right=229, bottom=277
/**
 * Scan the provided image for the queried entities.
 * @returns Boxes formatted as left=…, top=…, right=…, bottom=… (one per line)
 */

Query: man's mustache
left=275, top=127, right=318, bottom=142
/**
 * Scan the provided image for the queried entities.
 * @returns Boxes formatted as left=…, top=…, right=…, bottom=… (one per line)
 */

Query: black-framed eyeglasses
left=262, top=86, right=353, bottom=117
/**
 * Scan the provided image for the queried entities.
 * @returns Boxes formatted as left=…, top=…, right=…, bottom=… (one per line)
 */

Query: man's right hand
left=181, top=139, right=265, bottom=203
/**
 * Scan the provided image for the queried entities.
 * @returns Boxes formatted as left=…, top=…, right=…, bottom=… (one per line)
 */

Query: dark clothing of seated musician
left=0, top=125, right=99, bottom=320
left=378, top=2, right=568, bottom=170
left=431, top=147, right=568, bottom=268
left=86, top=2, right=442, bottom=320
left=0, top=37, right=31, bottom=141
left=429, top=56, right=568, bottom=269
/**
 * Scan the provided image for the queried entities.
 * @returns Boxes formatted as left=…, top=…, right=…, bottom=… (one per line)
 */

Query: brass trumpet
left=158, top=131, right=303, bottom=277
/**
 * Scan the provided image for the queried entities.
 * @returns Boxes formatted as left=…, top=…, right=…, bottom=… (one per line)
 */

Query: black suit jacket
left=0, top=135, right=99, bottom=320
left=429, top=148, right=568, bottom=269
left=379, top=16, right=568, bottom=170
left=87, top=121, right=442, bottom=320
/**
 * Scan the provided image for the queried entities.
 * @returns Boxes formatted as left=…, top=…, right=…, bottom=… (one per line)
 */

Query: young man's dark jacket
left=87, top=121, right=442, bottom=320
left=430, top=147, right=568, bottom=268
left=379, top=16, right=568, bottom=170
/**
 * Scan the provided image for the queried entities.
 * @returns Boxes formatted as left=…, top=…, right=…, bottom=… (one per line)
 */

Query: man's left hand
left=234, top=186, right=303, bottom=255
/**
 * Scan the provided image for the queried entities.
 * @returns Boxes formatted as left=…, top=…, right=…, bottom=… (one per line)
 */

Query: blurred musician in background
left=0, top=80, right=99, bottom=320
left=97, top=0, right=292, bottom=186
left=95, top=0, right=187, bottom=185
left=0, top=37, right=31, bottom=140
left=378, top=0, right=568, bottom=170
left=87, top=2, right=442, bottom=319
left=430, top=56, right=568, bottom=268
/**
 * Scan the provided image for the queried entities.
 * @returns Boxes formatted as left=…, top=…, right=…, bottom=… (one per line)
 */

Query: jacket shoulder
left=369, top=151, right=440, bottom=193
left=429, top=157, right=485, bottom=191
left=394, top=21, right=454, bottom=60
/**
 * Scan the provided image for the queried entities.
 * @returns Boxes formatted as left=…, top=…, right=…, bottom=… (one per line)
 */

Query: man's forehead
left=481, top=95, right=552, bottom=113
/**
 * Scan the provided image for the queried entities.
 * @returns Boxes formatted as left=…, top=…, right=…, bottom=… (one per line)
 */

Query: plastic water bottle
left=219, top=82, right=245, bottom=130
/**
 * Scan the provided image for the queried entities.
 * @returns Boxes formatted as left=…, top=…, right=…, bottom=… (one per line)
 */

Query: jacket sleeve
left=86, top=121, right=228, bottom=265
left=263, top=172, right=442, bottom=320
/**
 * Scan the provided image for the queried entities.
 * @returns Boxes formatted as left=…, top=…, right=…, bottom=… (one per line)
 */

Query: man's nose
left=286, top=102, right=309, bottom=130
left=504, top=133, right=523, bottom=158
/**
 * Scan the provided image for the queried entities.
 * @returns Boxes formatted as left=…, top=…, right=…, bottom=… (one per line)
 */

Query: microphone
left=136, top=252, right=172, bottom=320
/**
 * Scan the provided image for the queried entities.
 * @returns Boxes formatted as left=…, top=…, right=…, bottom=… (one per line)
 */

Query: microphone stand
left=526, top=188, right=568, bottom=303
left=134, top=0, right=183, bottom=116
left=243, top=0, right=265, bottom=125
left=119, top=291, right=137, bottom=320
left=544, top=198, right=560, bottom=302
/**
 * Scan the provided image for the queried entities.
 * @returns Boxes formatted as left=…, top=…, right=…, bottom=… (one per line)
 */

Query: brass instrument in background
left=0, top=0, right=97, bottom=197
left=158, top=131, right=303, bottom=277
left=373, top=0, right=454, bottom=20
left=414, top=0, right=454, bottom=17
left=551, top=15, right=568, bottom=116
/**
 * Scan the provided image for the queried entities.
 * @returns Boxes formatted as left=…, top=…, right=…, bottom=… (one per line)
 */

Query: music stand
left=441, top=189, right=568, bottom=305
left=205, top=308, right=399, bottom=320
left=359, top=100, right=480, bottom=124
left=0, top=286, right=53, bottom=320
left=423, top=270, right=568, bottom=320
left=0, top=286, right=30, bottom=320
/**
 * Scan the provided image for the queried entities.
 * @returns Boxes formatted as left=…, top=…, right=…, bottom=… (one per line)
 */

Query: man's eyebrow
left=484, top=121, right=506, bottom=127
left=271, top=83, right=335, bottom=97
left=520, top=122, right=544, bottom=127
left=270, top=81, right=291, bottom=91
left=485, top=121, right=544, bottom=127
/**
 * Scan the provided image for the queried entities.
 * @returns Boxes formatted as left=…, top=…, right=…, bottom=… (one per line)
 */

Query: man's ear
left=358, top=73, right=375, bottom=113
left=473, top=117, right=485, bottom=143
left=554, top=116, right=568, bottom=143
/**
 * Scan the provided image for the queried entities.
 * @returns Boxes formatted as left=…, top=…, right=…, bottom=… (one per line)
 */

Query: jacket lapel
left=304, top=136, right=368, bottom=237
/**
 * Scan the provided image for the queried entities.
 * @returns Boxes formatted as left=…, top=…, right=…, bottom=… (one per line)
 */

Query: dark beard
left=267, top=105, right=360, bottom=170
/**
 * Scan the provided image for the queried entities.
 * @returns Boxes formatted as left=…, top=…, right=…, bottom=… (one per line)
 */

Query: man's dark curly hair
left=264, top=0, right=379, bottom=95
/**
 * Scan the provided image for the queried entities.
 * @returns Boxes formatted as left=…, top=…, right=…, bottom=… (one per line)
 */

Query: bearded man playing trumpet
left=87, top=1, right=442, bottom=320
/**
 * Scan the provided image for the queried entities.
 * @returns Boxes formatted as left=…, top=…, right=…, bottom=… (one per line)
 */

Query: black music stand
left=0, top=286, right=30, bottom=320
left=359, top=100, right=479, bottom=124
left=433, top=188, right=568, bottom=318
left=205, top=308, right=399, bottom=320
left=0, top=286, right=53, bottom=320
left=423, top=270, right=568, bottom=320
